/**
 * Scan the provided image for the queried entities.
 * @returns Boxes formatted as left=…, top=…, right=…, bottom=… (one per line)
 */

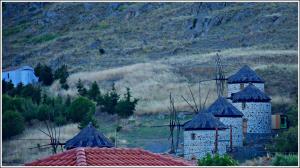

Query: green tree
left=88, top=81, right=101, bottom=101
left=198, top=153, right=238, bottom=166
left=76, top=79, right=87, bottom=96
left=78, top=112, right=98, bottom=129
left=286, top=105, right=298, bottom=127
left=37, top=104, right=51, bottom=121
left=54, top=64, right=69, bottom=90
left=115, top=88, right=138, bottom=118
left=68, top=97, right=96, bottom=122
left=35, top=64, right=54, bottom=86
left=20, top=84, right=41, bottom=104
left=3, top=110, right=25, bottom=139
left=100, top=83, right=119, bottom=114
left=15, top=82, right=24, bottom=95
left=34, top=63, right=43, bottom=77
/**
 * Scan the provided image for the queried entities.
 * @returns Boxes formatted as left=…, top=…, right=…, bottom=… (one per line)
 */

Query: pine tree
left=88, top=81, right=101, bottom=101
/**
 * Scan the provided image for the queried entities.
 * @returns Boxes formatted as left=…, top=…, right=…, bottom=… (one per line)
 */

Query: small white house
left=183, top=112, right=228, bottom=160
left=2, top=66, right=38, bottom=87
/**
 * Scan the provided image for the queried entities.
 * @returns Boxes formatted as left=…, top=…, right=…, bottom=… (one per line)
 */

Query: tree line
left=3, top=63, right=139, bottom=139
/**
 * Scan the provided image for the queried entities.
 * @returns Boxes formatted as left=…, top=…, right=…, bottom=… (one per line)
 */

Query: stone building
left=2, top=66, right=38, bottom=87
left=230, top=83, right=271, bottom=134
left=183, top=112, right=228, bottom=160
left=205, top=97, right=244, bottom=147
left=227, top=65, right=265, bottom=98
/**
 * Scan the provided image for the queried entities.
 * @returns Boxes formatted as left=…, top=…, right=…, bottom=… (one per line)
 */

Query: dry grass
left=50, top=62, right=218, bottom=114
left=2, top=122, right=79, bottom=166
left=48, top=46, right=297, bottom=114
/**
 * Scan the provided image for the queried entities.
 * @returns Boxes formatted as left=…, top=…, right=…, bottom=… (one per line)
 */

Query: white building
left=227, top=65, right=265, bottom=98
left=205, top=97, right=244, bottom=147
left=2, top=66, right=38, bottom=87
left=230, top=83, right=271, bottom=134
left=183, top=112, right=228, bottom=160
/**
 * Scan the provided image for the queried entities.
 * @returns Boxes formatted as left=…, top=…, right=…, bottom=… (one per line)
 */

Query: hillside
left=2, top=2, right=298, bottom=114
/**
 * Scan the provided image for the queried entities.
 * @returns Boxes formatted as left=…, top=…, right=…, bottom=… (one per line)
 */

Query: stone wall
left=184, top=130, right=227, bottom=160
left=233, top=102, right=271, bottom=133
left=227, top=83, right=264, bottom=97
left=219, top=117, right=243, bottom=147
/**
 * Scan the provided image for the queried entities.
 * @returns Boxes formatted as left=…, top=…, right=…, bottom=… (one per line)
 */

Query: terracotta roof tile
left=25, top=147, right=195, bottom=166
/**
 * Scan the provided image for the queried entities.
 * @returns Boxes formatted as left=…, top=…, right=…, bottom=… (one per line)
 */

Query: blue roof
left=231, top=84, right=271, bottom=102
left=205, top=97, right=243, bottom=117
left=227, top=65, right=264, bottom=84
left=184, top=112, right=227, bottom=131
left=64, top=123, right=113, bottom=150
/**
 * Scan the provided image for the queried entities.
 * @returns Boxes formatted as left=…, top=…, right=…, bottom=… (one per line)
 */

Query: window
left=240, top=83, right=244, bottom=90
left=191, top=133, right=196, bottom=140
left=242, top=102, right=246, bottom=110
left=7, top=73, right=10, bottom=79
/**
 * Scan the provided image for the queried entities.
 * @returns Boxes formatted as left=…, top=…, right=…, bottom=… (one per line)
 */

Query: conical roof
left=205, top=97, right=243, bottom=117
left=64, top=123, right=113, bottom=150
left=231, top=83, right=271, bottom=102
left=184, top=112, right=227, bottom=131
left=227, top=65, right=264, bottom=84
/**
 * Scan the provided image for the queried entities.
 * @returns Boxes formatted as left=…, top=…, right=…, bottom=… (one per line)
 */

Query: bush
left=3, top=110, right=25, bottom=139
left=76, top=79, right=87, bottom=96
left=271, top=154, right=298, bottom=166
left=269, top=126, right=298, bottom=153
left=68, top=97, right=96, bottom=122
left=198, top=153, right=238, bottom=166
left=20, top=84, right=41, bottom=104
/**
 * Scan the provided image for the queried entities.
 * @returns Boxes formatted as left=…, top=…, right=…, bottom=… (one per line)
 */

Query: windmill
left=215, top=52, right=226, bottom=97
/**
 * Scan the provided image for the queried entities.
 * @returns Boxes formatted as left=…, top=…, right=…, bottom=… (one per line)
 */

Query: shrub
left=68, top=97, right=96, bottom=122
left=3, top=110, right=25, bottom=139
left=269, top=126, right=298, bottom=153
left=271, top=154, right=298, bottom=166
left=198, top=153, right=238, bottom=166
left=76, top=79, right=87, bottom=96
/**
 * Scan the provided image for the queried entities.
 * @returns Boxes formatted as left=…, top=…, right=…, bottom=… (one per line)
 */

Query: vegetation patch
left=29, top=33, right=60, bottom=44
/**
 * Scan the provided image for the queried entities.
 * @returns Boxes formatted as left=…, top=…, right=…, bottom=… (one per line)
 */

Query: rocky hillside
left=2, top=2, right=298, bottom=114
left=3, top=2, right=298, bottom=70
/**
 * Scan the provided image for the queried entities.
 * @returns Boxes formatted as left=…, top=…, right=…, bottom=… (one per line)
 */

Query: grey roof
left=64, top=123, right=113, bottom=150
left=184, top=112, right=227, bottom=131
left=231, top=83, right=271, bottom=102
left=227, top=65, right=264, bottom=84
left=205, top=97, right=243, bottom=117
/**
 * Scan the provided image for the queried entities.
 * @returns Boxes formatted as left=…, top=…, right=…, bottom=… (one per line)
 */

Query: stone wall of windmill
left=232, top=102, right=271, bottom=134
left=183, top=130, right=227, bottom=160
left=218, top=117, right=243, bottom=147
left=227, top=83, right=264, bottom=98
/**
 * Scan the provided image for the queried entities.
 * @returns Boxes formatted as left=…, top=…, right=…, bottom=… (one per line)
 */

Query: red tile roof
left=25, top=147, right=195, bottom=166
